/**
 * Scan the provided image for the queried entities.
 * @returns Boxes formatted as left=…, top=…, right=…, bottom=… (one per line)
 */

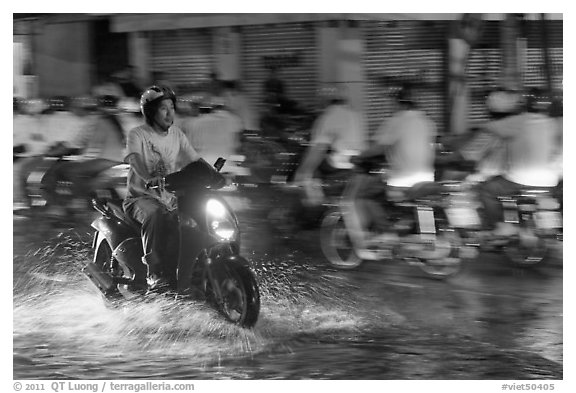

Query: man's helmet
left=486, top=87, right=521, bottom=117
left=140, top=85, right=176, bottom=123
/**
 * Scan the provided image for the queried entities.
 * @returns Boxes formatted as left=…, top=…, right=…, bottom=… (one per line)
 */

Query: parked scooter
left=319, top=156, right=478, bottom=279
left=83, top=158, right=261, bottom=328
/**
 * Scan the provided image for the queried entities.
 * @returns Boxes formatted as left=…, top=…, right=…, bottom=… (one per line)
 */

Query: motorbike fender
left=113, top=238, right=146, bottom=282
left=206, top=255, right=259, bottom=306
left=91, top=216, right=137, bottom=251
left=176, top=226, right=219, bottom=291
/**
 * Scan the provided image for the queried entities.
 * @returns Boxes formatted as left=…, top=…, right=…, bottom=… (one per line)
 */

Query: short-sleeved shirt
left=310, top=104, right=366, bottom=169
left=185, top=110, right=242, bottom=166
left=13, top=114, right=50, bottom=155
left=375, top=110, right=437, bottom=187
left=124, top=124, right=200, bottom=209
left=484, top=112, right=560, bottom=186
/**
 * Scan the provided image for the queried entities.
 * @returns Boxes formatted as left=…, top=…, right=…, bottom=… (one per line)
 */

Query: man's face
left=153, top=99, right=175, bottom=130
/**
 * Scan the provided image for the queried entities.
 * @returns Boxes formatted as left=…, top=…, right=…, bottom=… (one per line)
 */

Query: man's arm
left=125, top=153, right=152, bottom=183
left=293, top=142, right=330, bottom=182
left=178, top=128, right=201, bottom=166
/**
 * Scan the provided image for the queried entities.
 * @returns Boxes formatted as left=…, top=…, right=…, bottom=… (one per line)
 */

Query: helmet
left=525, top=87, right=551, bottom=114
left=140, top=85, right=176, bottom=123
left=486, top=88, right=521, bottom=116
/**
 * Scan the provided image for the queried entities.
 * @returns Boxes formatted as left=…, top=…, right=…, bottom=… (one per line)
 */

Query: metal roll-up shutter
left=241, top=22, right=318, bottom=113
left=466, top=21, right=501, bottom=125
left=363, top=20, right=448, bottom=135
left=524, top=19, right=563, bottom=91
left=149, top=29, right=213, bottom=92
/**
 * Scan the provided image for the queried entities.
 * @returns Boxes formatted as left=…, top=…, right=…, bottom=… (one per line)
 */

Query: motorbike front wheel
left=320, top=210, right=363, bottom=269
left=205, top=257, right=260, bottom=328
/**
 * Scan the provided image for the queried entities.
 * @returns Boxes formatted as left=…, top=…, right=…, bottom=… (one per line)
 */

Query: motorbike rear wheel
left=205, top=257, right=260, bottom=328
left=320, top=210, right=363, bottom=270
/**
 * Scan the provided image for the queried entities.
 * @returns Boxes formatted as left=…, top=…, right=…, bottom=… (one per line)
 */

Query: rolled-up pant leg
left=125, top=198, right=170, bottom=277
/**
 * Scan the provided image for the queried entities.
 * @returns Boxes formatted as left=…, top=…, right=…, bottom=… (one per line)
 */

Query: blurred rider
left=50, top=95, right=127, bottom=203
left=476, top=87, right=562, bottom=237
left=184, top=96, right=243, bottom=171
left=351, top=82, right=437, bottom=259
left=293, top=85, right=366, bottom=206
left=123, top=86, right=201, bottom=289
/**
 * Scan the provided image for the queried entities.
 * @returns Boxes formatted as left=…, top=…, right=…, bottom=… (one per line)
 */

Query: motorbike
left=434, top=137, right=563, bottom=267
left=22, top=142, right=127, bottom=217
left=83, top=158, right=261, bottom=328
left=456, top=180, right=563, bottom=267
left=319, top=156, right=478, bottom=279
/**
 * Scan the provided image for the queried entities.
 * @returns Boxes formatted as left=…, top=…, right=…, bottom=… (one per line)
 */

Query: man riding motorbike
left=44, top=95, right=127, bottom=208
left=350, top=82, right=438, bottom=260
left=123, top=85, right=202, bottom=289
left=475, top=87, right=562, bottom=238
left=293, top=84, right=366, bottom=206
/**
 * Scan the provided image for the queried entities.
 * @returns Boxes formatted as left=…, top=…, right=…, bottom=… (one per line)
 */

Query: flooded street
left=12, top=187, right=563, bottom=380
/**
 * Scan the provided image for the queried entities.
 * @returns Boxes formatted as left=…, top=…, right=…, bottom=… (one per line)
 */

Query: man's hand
left=146, top=176, right=165, bottom=190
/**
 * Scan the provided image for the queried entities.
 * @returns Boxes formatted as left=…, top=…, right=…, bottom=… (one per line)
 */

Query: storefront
left=148, top=28, right=214, bottom=92
left=362, top=19, right=449, bottom=133
left=240, top=22, right=319, bottom=112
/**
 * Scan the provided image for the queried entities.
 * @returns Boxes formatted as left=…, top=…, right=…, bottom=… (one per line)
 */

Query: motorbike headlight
left=207, top=199, right=227, bottom=218
left=206, top=199, right=237, bottom=241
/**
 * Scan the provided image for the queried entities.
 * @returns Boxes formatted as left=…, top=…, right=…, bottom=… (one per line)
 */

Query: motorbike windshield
left=165, top=158, right=226, bottom=192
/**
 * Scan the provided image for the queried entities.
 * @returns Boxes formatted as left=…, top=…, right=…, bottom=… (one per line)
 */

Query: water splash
left=13, top=228, right=388, bottom=379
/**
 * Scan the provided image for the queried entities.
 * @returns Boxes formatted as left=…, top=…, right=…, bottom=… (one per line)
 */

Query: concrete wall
left=35, top=21, right=93, bottom=97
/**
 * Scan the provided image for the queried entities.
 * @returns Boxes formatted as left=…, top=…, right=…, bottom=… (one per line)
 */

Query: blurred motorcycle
left=23, top=142, right=127, bottom=218
left=434, top=141, right=563, bottom=267
left=319, top=156, right=478, bottom=279
left=458, top=181, right=563, bottom=267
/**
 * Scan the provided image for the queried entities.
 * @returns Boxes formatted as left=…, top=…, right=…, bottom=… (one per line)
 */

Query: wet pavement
left=12, top=186, right=563, bottom=380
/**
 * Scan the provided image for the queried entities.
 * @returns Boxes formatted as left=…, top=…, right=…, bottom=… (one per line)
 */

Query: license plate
left=535, top=211, right=562, bottom=229
left=446, top=207, right=481, bottom=227
left=417, top=208, right=436, bottom=234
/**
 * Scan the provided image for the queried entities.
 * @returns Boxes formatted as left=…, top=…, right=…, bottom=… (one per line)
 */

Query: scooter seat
left=106, top=199, right=141, bottom=232
left=387, top=182, right=444, bottom=202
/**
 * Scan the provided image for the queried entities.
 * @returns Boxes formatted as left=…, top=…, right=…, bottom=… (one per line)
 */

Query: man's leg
left=477, top=175, right=521, bottom=235
left=125, top=198, right=171, bottom=286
